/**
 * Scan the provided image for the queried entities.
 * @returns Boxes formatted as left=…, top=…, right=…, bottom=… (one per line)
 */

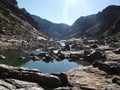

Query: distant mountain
left=31, top=15, right=69, bottom=40
left=0, top=0, right=45, bottom=39
left=65, top=5, right=120, bottom=39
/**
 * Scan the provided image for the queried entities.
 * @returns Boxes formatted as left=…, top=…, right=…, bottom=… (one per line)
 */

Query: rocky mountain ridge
left=0, top=0, right=44, bottom=39
left=31, top=15, right=69, bottom=40
left=64, top=5, right=120, bottom=39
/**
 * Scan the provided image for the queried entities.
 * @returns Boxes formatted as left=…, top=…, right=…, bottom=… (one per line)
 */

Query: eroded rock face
left=0, top=64, right=69, bottom=88
left=0, top=79, right=43, bottom=90
left=0, top=0, right=43, bottom=39
left=66, top=66, right=120, bottom=90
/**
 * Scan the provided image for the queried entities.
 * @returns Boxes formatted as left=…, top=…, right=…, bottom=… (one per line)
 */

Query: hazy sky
left=16, top=0, right=120, bottom=25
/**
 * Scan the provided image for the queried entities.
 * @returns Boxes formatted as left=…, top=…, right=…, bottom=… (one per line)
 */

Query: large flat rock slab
left=66, top=66, right=120, bottom=90
left=0, top=64, right=63, bottom=88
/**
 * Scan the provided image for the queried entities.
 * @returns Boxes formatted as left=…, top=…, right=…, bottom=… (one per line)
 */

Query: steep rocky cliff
left=65, top=5, right=120, bottom=39
left=0, top=0, right=44, bottom=39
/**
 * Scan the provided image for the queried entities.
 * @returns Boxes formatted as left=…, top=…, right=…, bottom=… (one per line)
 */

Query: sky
left=16, top=0, right=120, bottom=25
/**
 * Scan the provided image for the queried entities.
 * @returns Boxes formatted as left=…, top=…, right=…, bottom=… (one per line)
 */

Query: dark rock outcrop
left=84, top=50, right=106, bottom=63
left=51, top=73, right=69, bottom=86
left=112, top=77, right=120, bottom=85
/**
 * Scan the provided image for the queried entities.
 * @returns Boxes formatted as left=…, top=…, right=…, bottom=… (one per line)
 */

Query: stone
left=66, top=66, right=120, bottom=90
left=93, top=60, right=120, bottom=75
left=18, top=56, right=26, bottom=60
left=70, top=54, right=81, bottom=60
left=0, top=64, right=62, bottom=88
left=112, top=77, right=120, bottom=85
left=57, top=53, right=65, bottom=59
left=113, top=48, right=120, bottom=54
left=5, top=79, right=40, bottom=88
left=0, top=85, right=9, bottom=90
left=0, top=79, right=16, bottom=90
left=104, top=50, right=120, bottom=61
left=91, top=44, right=98, bottom=48
left=80, top=86, right=96, bottom=90
left=84, top=50, right=106, bottom=63
left=51, top=73, right=69, bottom=86
left=32, top=56, right=40, bottom=61
left=0, top=78, right=45, bottom=90
left=108, top=63, right=120, bottom=75
left=0, top=54, right=6, bottom=59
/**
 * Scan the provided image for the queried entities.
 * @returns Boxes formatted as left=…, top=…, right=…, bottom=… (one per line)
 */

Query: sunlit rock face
left=65, top=5, right=120, bottom=39
left=0, top=0, right=44, bottom=39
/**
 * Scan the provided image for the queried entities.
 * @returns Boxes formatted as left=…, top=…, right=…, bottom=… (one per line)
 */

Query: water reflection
left=0, top=51, right=90, bottom=73
left=22, top=59, right=83, bottom=73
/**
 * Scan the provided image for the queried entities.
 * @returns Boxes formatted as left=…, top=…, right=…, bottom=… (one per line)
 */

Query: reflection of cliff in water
left=41, top=57, right=90, bottom=66
left=21, top=59, right=84, bottom=73
left=0, top=51, right=90, bottom=73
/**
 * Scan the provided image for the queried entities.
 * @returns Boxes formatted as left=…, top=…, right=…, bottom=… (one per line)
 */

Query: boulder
left=108, top=62, right=120, bottom=75
left=18, top=56, right=26, bottom=60
left=57, top=53, right=65, bottom=60
left=32, top=56, right=40, bottom=61
left=84, top=50, right=106, bottom=63
left=63, top=44, right=70, bottom=51
left=93, top=61, right=120, bottom=75
left=0, top=78, right=45, bottom=90
left=112, top=77, right=120, bottom=85
left=91, top=44, right=98, bottom=48
left=0, top=64, right=63, bottom=88
left=51, top=73, right=69, bottom=86
left=0, top=55, right=6, bottom=60
left=113, top=48, right=120, bottom=54
left=70, top=54, right=82, bottom=60
left=92, top=61, right=111, bottom=73
left=104, top=50, right=120, bottom=61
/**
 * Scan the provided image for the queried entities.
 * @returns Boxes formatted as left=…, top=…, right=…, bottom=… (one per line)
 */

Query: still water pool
left=22, top=59, right=82, bottom=73
left=0, top=51, right=90, bottom=73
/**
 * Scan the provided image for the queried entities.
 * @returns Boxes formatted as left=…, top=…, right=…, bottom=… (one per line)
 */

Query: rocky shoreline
left=0, top=64, right=77, bottom=90
left=0, top=37, right=50, bottom=52
left=0, top=64, right=120, bottom=90
left=0, top=38, right=120, bottom=90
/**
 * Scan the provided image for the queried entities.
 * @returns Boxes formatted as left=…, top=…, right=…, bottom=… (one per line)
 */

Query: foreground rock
left=66, top=66, right=120, bottom=90
left=0, top=64, right=69, bottom=88
left=0, top=78, right=44, bottom=90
